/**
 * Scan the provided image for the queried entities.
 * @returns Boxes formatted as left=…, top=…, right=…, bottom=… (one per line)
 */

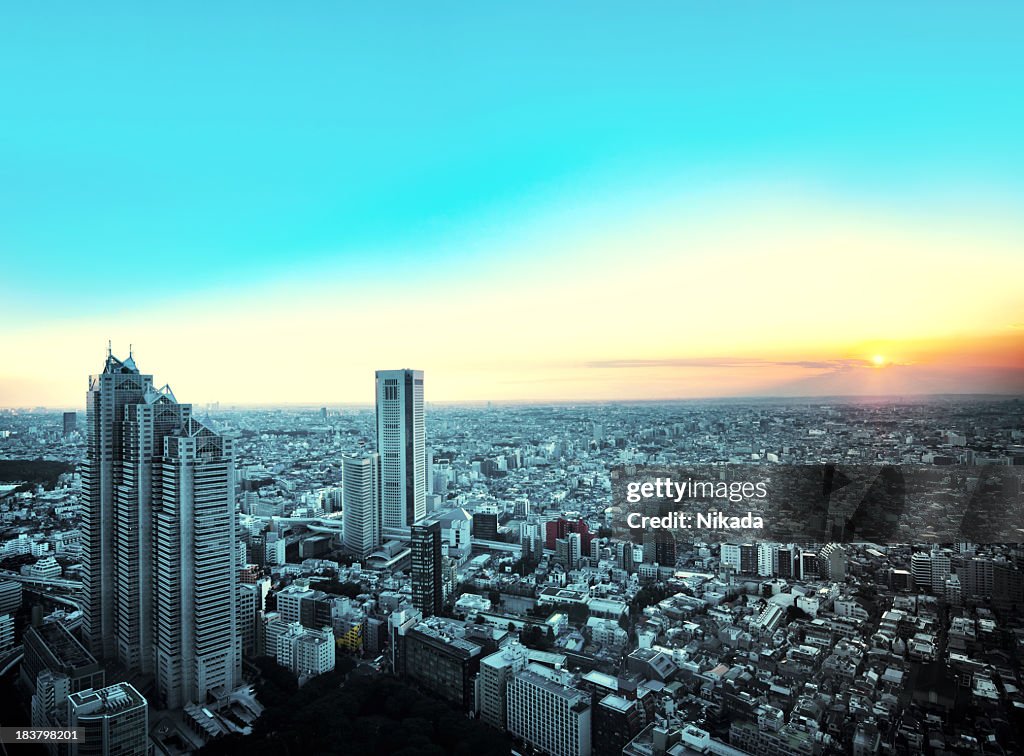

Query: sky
left=1, top=2, right=1022, bottom=407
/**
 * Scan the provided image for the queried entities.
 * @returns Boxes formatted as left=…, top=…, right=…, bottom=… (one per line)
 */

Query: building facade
left=342, top=453, right=380, bottom=557
left=375, top=369, right=425, bottom=532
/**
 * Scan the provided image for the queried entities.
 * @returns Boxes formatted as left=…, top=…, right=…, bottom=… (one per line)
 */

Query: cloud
left=585, top=357, right=875, bottom=371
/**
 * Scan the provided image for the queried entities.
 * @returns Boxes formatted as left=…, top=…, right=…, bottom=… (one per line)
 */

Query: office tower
left=401, top=619, right=483, bottom=711
left=0, top=579, right=21, bottom=615
left=757, top=543, right=779, bottom=577
left=594, top=695, right=646, bottom=756
left=556, top=532, right=582, bottom=569
left=521, top=521, right=542, bottom=559
left=375, top=369, right=426, bottom=531
left=479, top=643, right=527, bottom=730
left=929, top=548, right=951, bottom=594
left=911, top=551, right=932, bottom=591
left=776, top=547, right=795, bottom=579
left=411, top=520, right=443, bottom=617
left=342, top=453, right=380, bottom=558
left=507, top=664, right=592, bottom=756
left=474, top=504, right=499, bottom=541
left=799, top=550, right=820, bottom=580
left=82, top=350, right=152, bottom=658
left=237, top=583, right=258, bottom=656
left=817, top=543, right=847, bottom=581
left=152, top=408, right=241, bottom=709
left=67, top=682, right=148, bottom=756
left=63, top=411, right=77, bottom=436
left=720, top=543, right=741, bottom=572
left=81, top=350, right=240, bottom=709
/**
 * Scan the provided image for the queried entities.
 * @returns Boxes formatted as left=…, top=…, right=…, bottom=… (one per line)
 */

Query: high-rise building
left=67, top=682, right=148, bottom=756
left=82, top=350, right=152, bottom=658
left=911, top=551, right=932, bottom=591
left=556, top=532, right=582, bottom=570
left=0, top=579, right=22, bottom=615
left=817, top=543, right=847, bottom=581
left=411, top=520, right=443, bottom=617
left=63, top=411, right=77, bottom=436
left=593, top=694, right=646, bottom=756
left=342, top=453, right=380, bottom=558
left=473, top=504, right=499, bottom=541
left=375, top=369, right=426, bottom=532
left=720, top=543, right=741, bottom=572
left=400, top=619, right=483, bottom=711
left=81, top=350, right=240, bottom=709
left=479, top=643, right=527, bottom=730
left=507, top=664, right=592, bottom=756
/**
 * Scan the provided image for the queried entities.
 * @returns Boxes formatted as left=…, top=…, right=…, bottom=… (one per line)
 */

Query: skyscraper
left=82, top=350, right=152, bottom=658
left=342, top=453, right=380, bottom=558
left=375, top=369, right=425, bottom=533
left=81, top=350, right=240, bottom=709
left=152, top=414, right=241, bottom=709
left=410, top=519, right=442, bottom=617
left=63, top=411, right=77, bottom=436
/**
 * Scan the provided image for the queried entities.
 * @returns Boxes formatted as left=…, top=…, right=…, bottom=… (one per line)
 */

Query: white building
left=276, top=622, right=335, bottom=677
left=342, top=453, right=381, bottom=558
left=22, top=556, right=61, bottom=579
left=721, top=543, right=742, bottom=572
left=376, top=369, right=426, bottom=534
left=479, top=643, right=527, bottom=730
left=507, top=663, right=592, bottom=756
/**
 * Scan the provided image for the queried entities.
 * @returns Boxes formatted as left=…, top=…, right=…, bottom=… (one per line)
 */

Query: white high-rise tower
left=375, top=369, right=426, bottom=534
left=342, top=453, right=380, bottom=558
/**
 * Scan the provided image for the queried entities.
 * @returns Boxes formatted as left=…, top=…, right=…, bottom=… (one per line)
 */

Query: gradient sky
left=1, top=2, right=1022, bottom=407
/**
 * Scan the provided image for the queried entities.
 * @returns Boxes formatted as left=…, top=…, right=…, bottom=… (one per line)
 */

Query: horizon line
left=4, top=391, right=1022, bottom=412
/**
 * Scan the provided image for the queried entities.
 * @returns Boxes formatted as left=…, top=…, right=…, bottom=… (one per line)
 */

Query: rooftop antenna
left=107, top=339, right=112, bottom=358
left=129, top=343, right=133, bottom=358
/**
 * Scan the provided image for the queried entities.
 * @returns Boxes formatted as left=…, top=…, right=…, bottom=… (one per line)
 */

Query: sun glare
left=872, top=354, right=886, bottom=367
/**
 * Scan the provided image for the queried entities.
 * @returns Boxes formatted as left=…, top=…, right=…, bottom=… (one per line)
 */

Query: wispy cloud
left=585, top=358, right=875, bottom=371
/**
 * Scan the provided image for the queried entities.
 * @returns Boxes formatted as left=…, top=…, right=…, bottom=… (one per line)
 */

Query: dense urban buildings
left=2, top=373, right=1023, bottom=754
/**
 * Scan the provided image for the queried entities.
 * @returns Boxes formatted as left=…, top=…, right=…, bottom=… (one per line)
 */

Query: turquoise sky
left=2, top=2, right=1023, bottom=317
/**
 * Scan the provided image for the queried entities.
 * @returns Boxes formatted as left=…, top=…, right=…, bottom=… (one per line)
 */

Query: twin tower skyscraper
left=343, top=369, right=427, bottom=558
left=81, top=350, right=240, bottom=710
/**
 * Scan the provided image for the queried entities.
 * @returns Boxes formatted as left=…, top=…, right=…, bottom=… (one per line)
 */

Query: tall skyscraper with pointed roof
left=81, top=349, right=240, bottom=708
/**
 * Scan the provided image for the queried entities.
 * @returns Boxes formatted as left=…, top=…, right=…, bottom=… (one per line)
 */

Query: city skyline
left=2, top=4, right=1023, bottom=406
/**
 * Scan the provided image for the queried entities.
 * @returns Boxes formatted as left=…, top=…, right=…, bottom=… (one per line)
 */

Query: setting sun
left=872, top=354, right=886, bottom=366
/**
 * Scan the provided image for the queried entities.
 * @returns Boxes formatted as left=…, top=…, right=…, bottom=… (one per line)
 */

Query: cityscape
left=4, top=4, right=1024, bottom=755
left=0, top=352, right=1022, bottom=754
